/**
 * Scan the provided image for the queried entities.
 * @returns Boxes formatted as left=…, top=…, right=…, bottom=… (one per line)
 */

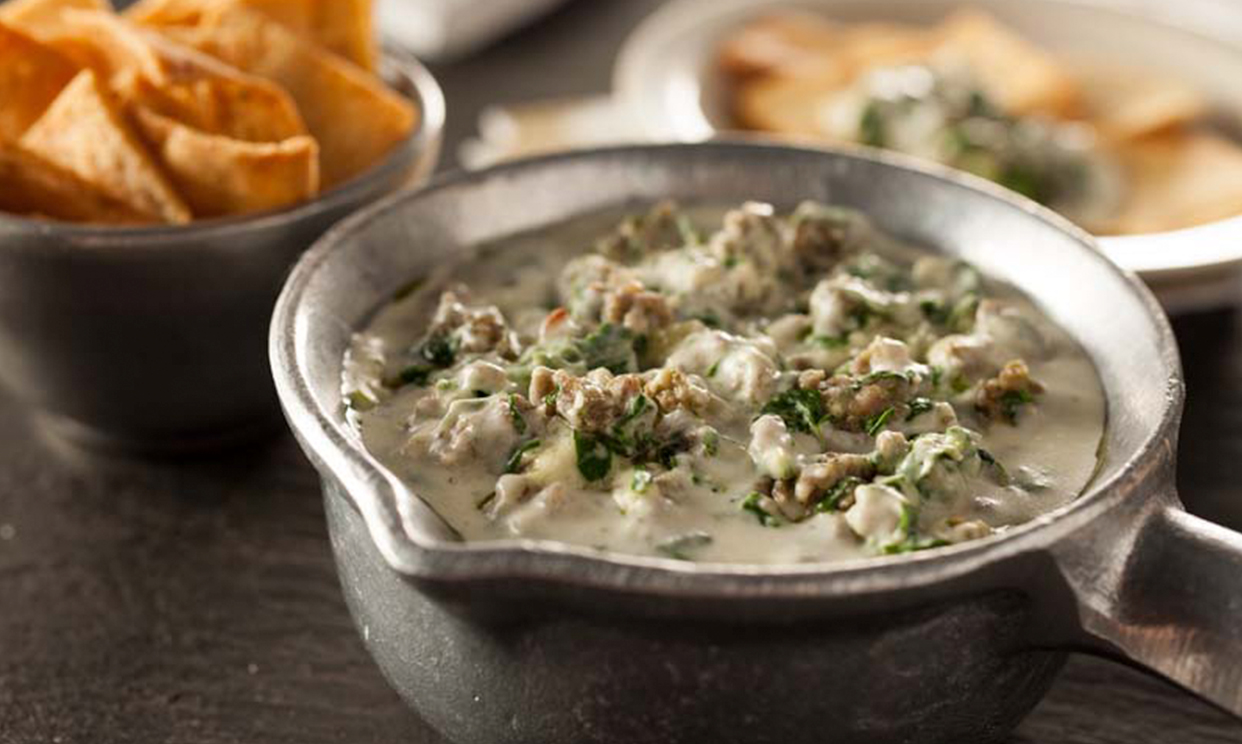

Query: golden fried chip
left=1106, top=132, right=1242, bottom=234
left=132, top=106, right=318, bottom=217
left=1075, top=61, right=1209, bottom=142
left=0, top=137, right=153, bottom=223
left=127, top=0, right=376, bottom=70
left=931, top=10, right=1081, bottom=117
left=0, top=0, right=108, bottom=37
left=732, top=62, right=851, bottom=137
left=718, top=12, right=843, bottom=78
left=155, top=3, right=414, bottom=186
left=835, top=22, right=936, bottom=71
left=45, top=10, right=306, bottom=143
left=0, top=22, right=79, bottom=141
left=21, top=69, right=191, bottom=223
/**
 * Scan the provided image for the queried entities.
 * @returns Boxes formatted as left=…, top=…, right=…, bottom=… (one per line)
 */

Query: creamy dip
left=344, top=202, right=1105, bottom=564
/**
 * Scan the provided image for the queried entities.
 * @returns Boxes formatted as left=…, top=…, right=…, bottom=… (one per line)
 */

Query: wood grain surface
left=3, top=1, right=1242, bottom=742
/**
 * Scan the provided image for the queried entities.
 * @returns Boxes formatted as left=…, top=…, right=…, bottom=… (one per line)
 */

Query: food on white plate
left=343, top=201, right=1105, bottom=564
left=720, top=9, right=1242, bottom=235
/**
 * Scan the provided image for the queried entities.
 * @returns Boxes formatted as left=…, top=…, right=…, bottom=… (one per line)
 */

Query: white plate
left=614, top=0, right=1242, bottom=307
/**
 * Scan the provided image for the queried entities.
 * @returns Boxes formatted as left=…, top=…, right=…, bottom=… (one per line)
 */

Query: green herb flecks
left=702, top=429, right=719, bottom=458
left=631, top=468, right=653, bottom=494
left=575, top=323, right=639, bottom=374
left=814, top=476, right=862, bottom=514
left=919, top=299, right=949, bottom=325
left=507, top=394, right=527, bottom=434
left=574, top=430, right=613, bottom=482
left=504, top=439, right=542, bottom=474
left=345, top=390, right=376, bottom=412
left=760, top=388, right=826, bottom=435
left=741, top=491, right=781, bottom=527
left=881, top=504, right=950, bottom=555
left=812, top=334, right=849, bottom=349
left=865, top=406, right=895, bottom=437
left=1000, top=389, right=1035, bottom=424
left=386, top=333, right=459, bottom=389
left=978, top=448, right=1010, bottom=485
left=906, top=397, right=934, bottom=421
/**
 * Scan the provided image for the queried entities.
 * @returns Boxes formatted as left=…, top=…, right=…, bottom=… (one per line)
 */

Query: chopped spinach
left=906, top=397, right=934, bottom=421
left=919, top=299, right=949, bottom=325
left=574, top=430, right=613, bottom=482
left=345, top=390, right=376, bottom=412
left=508, top=394, right=526, bottom=434
left=760, top=388, right=826, bottom=435
left=575, top=323, right=638, bottom=374
left=978, top=448, right=1010, bottom=485
left=812, top=334, right=849, bottom=349
left=504, top=438, right=542, bottom=474
left=421, top=334, right=457, bottom=367
left=865, top=406, right=895, bottom=437
left=386, top=333, right=458, bottom=389
left=880, top=504, right=950, bottom=554
left=1000, top=389, right=1035, bottom=424
left=814, top=476, right=862, bottom=514
left=702, top=429, right=719, bottom=457
left=741, top=491, right=781, bottom=527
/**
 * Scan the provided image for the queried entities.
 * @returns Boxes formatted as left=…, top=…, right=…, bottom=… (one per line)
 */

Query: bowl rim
left=271, top=141, right=1182, bottom=597
left=0, top=48, right=446, bottom=249
left=612, top=0, right=1242, bottom=284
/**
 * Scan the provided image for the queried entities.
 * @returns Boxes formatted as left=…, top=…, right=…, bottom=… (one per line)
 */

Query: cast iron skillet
left=271, top=143, right=1242, bottom=744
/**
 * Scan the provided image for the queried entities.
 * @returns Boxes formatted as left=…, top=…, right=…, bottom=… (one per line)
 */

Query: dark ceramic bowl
left=0, top=51, right=444, bottom=452
left=272, top=143, right=1242, bottom=744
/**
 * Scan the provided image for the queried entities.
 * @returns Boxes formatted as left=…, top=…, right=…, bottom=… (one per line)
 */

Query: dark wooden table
left=4, top=2, right=1242, bottom=742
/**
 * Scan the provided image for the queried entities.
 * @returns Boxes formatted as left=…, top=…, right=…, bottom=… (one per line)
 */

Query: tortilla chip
left=0, top=137, right=153, bottom=223
left=0, top=22, right=79, bottom=141
left=155, top=4, right=414, bottom=186
left=0, top=0, right=108, bottom=37
left=718, top=12, right=843, bottom=78
left=1075, top=61, right=1209, bottom=142
left=132, top=106, right=318, bottom=217
left=733, top=62, right=851, bottom=136
left=44, top=10, right=306, bottom=143
left=127, top=0, right=376, bottom=70
left=835, top=22, right=937, bottom=71
left=931, top=10, right=1081, bottom=117
left=1106, top=132, right=1242, bottom=234
left=21, top=69, right=191, bottom=223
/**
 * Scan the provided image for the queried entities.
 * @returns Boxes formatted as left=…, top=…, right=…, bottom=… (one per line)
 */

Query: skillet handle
left=1068, top=505, right=1242, bottom=715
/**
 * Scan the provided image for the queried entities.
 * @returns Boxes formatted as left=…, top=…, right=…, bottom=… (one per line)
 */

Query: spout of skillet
left=272, top=143, right=1191, bottom=744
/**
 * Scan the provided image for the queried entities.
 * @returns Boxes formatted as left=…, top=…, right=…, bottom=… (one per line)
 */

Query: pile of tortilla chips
left=719, top=9, right=1242, bottom=236
left=0, top=0, right=416, bottom=224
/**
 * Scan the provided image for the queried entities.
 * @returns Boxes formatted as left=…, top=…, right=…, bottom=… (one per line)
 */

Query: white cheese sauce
left=343, top=202, right=1105, bottom=564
